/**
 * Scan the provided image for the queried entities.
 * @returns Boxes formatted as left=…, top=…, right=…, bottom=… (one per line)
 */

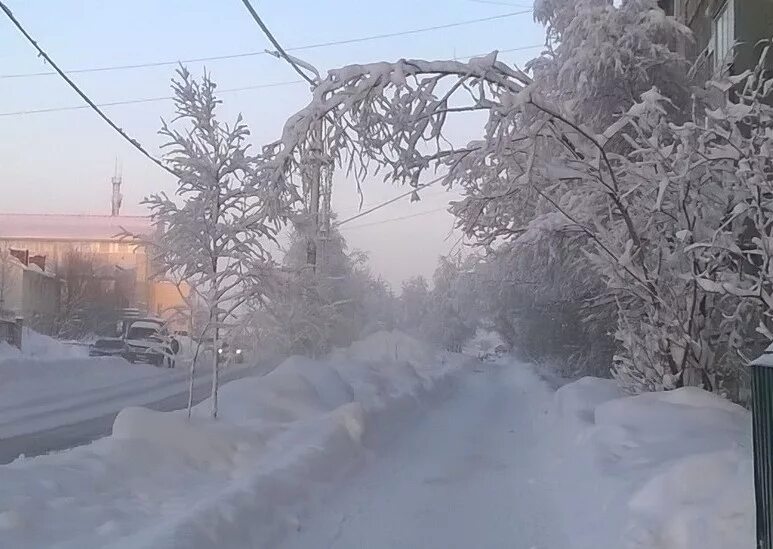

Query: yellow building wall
left=149, top=280, right=191, bottom=331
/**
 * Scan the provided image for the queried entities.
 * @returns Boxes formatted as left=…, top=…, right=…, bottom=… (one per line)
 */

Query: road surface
left=278, top=363, right=568, bottom=549
left=0, top=359, right=275, bottom=464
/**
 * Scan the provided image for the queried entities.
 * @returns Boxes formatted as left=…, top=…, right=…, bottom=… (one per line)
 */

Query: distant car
left=90, top=317, right=179, bottom=367
left=477, top=344, right=510, bottom=362
left=217, top=341, right=244, bottom=365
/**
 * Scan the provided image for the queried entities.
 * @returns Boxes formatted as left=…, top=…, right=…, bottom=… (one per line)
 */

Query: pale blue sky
left=0, top=0, right=545, bottom=285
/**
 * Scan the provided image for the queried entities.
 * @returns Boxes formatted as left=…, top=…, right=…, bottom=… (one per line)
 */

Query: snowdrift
left=0, top=327, right=86, bottom=361
left=0, top=331, right=468, bottom=549
left=549, top=377, right=753, bottom=549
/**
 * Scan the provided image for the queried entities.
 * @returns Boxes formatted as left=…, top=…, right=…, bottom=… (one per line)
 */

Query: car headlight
left=235, top=349, right=242, bottom=355
left=217, top=348, right=223, bottom=354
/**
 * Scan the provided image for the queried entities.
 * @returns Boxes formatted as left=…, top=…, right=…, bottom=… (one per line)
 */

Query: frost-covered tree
left=144, top=67, right=286, bottom=418
left=257, top=224, right=393, bottom=357
left=530, top=0, right=692, bottom=130
left=255, top=1, right=772, bottom=399
left=469, top=231, right=615, bottom=377
left=53, top=251, right=130, bottom=339
left=398, top=276, right=431, bottom=333
left=418, top=256, right=478, bottom=352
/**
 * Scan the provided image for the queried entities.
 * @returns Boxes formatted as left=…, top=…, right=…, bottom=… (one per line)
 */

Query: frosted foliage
left=256, top=227, right=395, bottom=357
left=531, top=0, right=691, bottom=131
left=256, top=56, right=531, bottom=195
left=142, top=67, right=287, bottom=416
left=420, top=256, right=478, bottom=353
left=260, top=0, right=770, bottom=400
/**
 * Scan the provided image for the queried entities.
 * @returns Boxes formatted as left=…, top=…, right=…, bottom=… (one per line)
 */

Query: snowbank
left=0, top=330, right=469, bottom=549
left=0, top=328, right=89, bottom=362
left=548, top=377, right=753, bottom=549
left=21, top=328, right=87, bottom=359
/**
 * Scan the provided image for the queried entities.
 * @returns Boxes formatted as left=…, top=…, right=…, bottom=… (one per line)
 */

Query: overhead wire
left=1, top=10, right=533, bottom=79
left=334, top=184, right=456, bottom=219
left=0, top=1, right=173, bottom=176
left=0, top=80, right=304, bottom=117
left=334, top=175, right=448, bottom=228
left=0, top=44, right=541, bottom=117
left=238, top=0, right=318, bottom=86
left=339, top=206, right=449, bottom=231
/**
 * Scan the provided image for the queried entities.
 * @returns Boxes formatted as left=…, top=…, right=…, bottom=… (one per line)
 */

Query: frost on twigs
left=143, top=67, right=290, bottom=418
left=255, top=56, right=531, bottom=198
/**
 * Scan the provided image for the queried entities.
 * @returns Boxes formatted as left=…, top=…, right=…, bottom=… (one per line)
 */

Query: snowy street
left=279, top=362, right=567, bottom=549
left=0, top=359, right=273, bottom=464
left=0, top=332, right=755, bottom=548
left=3, top=0, right=772, bottom=546
left=0, top=330, right=277, bottom=462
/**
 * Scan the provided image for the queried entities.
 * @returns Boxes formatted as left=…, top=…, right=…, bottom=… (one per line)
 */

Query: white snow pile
left=0, top=330, right=468, bottom=549
left=0, top=327, right=85, bottom=361
left=548, top=377, right=753, bottom=549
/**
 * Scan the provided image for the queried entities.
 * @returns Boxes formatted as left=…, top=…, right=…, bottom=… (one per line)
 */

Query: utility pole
left=306, top=118, right=329, bottom=274
left=306, top=120, right=320, bottom=272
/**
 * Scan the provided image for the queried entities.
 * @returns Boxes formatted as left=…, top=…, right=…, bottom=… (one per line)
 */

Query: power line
left=0, top=44, right=541, bottom=117
left=238, top=0, right=317, bottom=86
left=1, top=10, right=532, bottom=79
left=0, top=80, right=304, bottom=117
left=0, top=1, right=173, bottom=176
left=340, top=206, right=449, bottom=231
left=334, top=175, right=447, bottom=228
left=335, top=185, right=456, bottom=219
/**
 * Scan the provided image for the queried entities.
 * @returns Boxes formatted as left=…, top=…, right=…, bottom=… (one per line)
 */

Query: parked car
left=124, top=319, right=179, bottom=368
left=88, top=336, right=127, bottom=358
left=89, top=317, right=179, bottom=367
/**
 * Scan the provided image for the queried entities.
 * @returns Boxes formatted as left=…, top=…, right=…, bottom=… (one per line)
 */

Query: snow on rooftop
left=0, top=213, right=152, bottom=241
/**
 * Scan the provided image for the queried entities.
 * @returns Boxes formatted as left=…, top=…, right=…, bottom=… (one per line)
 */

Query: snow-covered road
left=0, top=334, right=753, bottom=549
left=279, top=362, right=568, bottom=549
left=0, top=359, right=276, bottom=463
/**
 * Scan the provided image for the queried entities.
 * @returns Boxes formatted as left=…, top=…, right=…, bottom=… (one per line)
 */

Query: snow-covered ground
left=0, top=331, right=469, bottom=548
left=0, top=333, right=754, bottom=548
left=548, top=377, right=753, bottom=549
left=279, top=365, right=753, bottom=549
left=278, top=357, right=567, bottom=549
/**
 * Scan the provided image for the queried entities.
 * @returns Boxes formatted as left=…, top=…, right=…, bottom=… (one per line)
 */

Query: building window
left=713, top=0, right=735, bottom=70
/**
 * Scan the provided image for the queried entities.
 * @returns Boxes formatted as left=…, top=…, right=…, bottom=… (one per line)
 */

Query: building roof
left=0, top=213, right=153, bottom=242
